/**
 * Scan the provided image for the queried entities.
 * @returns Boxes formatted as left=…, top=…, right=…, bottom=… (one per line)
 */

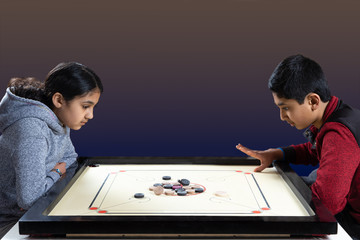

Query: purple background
left=1, top=0, right=359, bottom=175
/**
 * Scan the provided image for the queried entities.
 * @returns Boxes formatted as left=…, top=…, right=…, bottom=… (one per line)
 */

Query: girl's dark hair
left=268, top=54, right=331, bottom=104
left=8, top=62, right=103, bottom=109
left=8, top=77, right=45, bottom=102
left=43, top=62, right=103, bottom=108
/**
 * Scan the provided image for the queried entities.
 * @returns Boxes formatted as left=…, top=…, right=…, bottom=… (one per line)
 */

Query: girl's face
left=53, top=90, right=101, bottom=130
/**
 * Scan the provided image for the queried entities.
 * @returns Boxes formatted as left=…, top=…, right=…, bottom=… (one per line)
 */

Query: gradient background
left=1, top=0, right=359, bottom=175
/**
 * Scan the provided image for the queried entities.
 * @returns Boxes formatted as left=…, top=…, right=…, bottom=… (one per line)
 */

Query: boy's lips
left=287, top=121, right=295, bottom=127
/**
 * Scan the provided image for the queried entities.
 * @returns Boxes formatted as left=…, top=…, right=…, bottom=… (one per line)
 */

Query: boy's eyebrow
left=276, top=102, right=286, bottom=106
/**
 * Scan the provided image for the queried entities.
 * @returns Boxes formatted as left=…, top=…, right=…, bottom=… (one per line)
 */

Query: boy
left=236, top=54, right=360, bottom=239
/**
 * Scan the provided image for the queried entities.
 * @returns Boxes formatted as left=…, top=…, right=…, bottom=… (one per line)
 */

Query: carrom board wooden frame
left=18, top=156, right=337, bottom=237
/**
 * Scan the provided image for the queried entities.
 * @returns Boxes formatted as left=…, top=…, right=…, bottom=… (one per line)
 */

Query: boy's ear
left=52, top=92, right=65, bottom=108
left=307, top=93, right=321, bottom=111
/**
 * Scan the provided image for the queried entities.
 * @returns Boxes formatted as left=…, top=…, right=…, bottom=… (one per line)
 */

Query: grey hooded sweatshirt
left=0, top=88, right=77, bottom=226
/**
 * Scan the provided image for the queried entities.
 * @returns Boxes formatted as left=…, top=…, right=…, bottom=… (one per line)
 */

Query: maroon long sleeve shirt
left=284, top=96, right=360, bottom=223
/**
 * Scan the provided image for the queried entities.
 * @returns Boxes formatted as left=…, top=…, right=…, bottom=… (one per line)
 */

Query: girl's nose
left=86, top=109, right=94, bottom=119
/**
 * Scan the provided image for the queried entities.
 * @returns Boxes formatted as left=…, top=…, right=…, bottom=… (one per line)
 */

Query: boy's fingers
left=237, top=144, right=268, bottom=172
left=236, top=144, right=259, bottom=158
left=254, top=164, right=267, bottom=172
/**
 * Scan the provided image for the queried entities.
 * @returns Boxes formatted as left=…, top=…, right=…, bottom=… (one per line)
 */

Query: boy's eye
left=83, top=106, right=90, bottom=109
left=281, top=107, right=289, bottom=111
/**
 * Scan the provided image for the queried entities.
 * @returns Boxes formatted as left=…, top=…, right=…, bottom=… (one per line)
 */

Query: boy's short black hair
left=268, top=54, right=331, bottom=104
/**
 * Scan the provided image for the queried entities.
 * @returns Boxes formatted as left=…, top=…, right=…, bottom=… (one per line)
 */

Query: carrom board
left=19, top=157, right=337, bottom=237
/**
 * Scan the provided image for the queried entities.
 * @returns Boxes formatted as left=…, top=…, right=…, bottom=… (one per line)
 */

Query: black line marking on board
left=98, top=172, right=119, bottom=209
left=244, top=173, right=261, bottom=211
left=89, top=173, right=110, bottom=209
left=251, top=174, right=270, bottom=209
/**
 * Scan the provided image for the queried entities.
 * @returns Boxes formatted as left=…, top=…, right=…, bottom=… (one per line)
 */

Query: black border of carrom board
left=18, top=156, right=337, bottom=237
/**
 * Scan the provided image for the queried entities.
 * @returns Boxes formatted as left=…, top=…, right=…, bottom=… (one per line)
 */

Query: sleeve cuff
left=48, top=171, right=61, bottom=182
left=279, top=146, right=296, bottom=163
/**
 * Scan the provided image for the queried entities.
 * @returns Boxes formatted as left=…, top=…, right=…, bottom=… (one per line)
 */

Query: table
left=3, top=222, right=352, bottom=240
left=16, top=157, right=340, bottom=238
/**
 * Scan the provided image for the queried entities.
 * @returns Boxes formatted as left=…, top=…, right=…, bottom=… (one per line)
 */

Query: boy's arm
left=282, top=142, right=319, bottom=166
left=311, top=123, right=360, bottom=215
left=236, top=140, right=319, bottom=171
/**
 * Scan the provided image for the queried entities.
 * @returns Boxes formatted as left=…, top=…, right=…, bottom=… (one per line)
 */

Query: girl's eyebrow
left=82, top=100, right=95, bottom=105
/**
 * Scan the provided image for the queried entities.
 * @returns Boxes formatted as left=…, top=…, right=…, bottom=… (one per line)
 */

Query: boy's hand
left=236, top=144, right=283, bottom=172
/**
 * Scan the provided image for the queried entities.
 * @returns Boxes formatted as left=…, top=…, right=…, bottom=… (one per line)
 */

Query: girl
left=0, top=62, right=103, bottom=238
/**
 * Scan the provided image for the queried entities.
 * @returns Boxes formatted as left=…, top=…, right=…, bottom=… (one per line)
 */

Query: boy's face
left=272, top=93, right=315, bottom=130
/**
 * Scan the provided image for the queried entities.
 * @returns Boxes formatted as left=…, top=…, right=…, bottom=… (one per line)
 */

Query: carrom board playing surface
left=49, top=164, right=311, bottom=217
left=19, top=157, right=337, bottom=237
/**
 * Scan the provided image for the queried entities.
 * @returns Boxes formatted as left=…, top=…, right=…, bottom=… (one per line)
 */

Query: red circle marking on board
left=119, top=170, right=126, bottom=172
left=236, top=170, right=243, bottom=172
left=192, top=183, right=207, bottom=194
left=252, top=210, right=261, bottom=214
left=245, top=172, right=252, bottom=175
left=262, top=207, right=270, bottom=211
left=98, top=210, right=107, bottom=214
left=89, top=207, right=98, bottom=210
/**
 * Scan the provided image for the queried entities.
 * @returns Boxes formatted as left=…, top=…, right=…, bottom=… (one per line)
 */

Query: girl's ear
left=52, top=92, right=65, bottom=109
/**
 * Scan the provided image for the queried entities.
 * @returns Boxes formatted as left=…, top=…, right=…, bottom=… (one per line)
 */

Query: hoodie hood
left=0, top=88, right=65, bottom=134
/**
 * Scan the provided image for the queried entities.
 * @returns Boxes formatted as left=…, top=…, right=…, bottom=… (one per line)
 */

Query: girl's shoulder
left=7, top=117, right=49, bottom=137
